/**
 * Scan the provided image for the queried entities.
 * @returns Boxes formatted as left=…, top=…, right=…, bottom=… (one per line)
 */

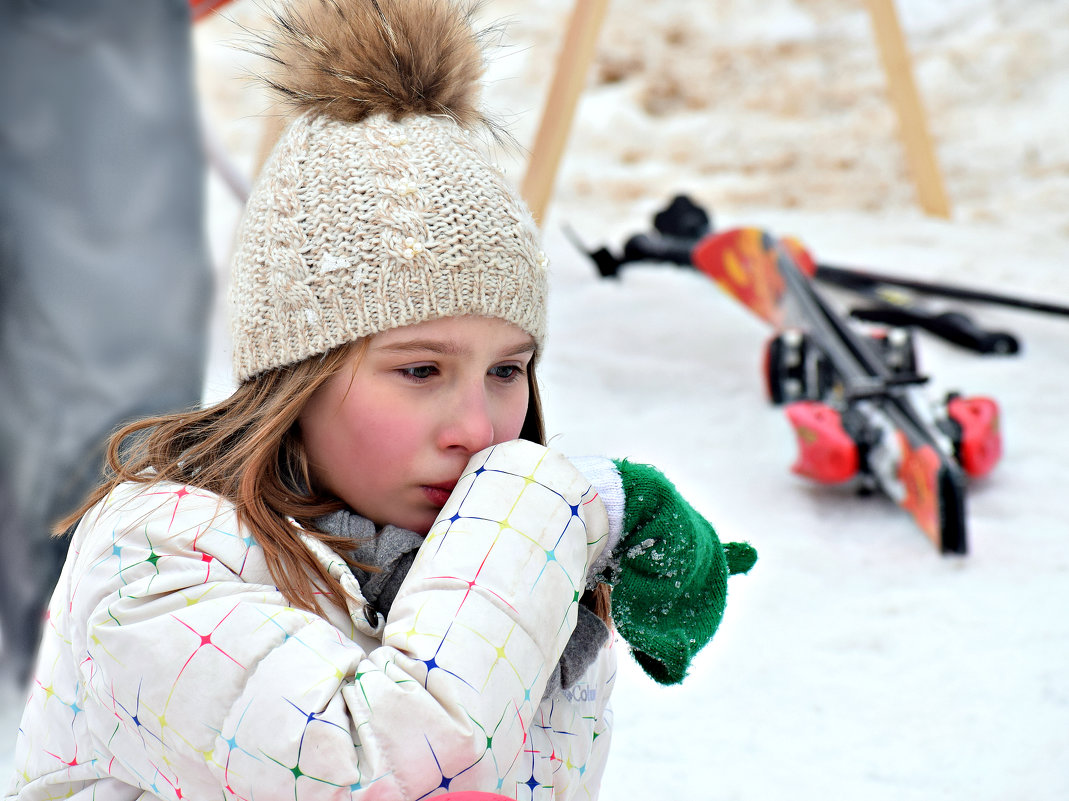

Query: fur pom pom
left=255, top=0, right=489, bottom=128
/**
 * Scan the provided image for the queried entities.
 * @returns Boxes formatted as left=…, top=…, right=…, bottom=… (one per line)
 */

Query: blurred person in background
left=0, top=0, right=213, bottom=683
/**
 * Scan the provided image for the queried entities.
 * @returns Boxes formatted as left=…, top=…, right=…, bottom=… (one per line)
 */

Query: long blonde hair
left=53, top=342, right=617, bottom=622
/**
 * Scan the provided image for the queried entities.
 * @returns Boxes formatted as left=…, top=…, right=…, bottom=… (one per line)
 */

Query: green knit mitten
left=605, top=459, right=756, bottom=685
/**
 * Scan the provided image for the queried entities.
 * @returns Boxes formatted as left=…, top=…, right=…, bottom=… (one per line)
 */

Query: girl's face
left=299, top=315, right=536, bottom=535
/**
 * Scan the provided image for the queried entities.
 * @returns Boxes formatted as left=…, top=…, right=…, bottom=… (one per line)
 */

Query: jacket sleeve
left=70, top=440, right=608, bottom=800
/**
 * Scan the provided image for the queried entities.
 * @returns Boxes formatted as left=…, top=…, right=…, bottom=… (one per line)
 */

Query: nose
left=437, top=381, right=496, bottom=454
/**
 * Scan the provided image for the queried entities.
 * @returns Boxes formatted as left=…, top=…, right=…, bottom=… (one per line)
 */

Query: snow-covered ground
left=5, top=0, right=1068, bottom=798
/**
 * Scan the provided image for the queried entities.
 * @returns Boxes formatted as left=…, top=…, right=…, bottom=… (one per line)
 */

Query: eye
left=489, top=364, right=525, bottom=382
left=400, top=365, right=438, bottom=381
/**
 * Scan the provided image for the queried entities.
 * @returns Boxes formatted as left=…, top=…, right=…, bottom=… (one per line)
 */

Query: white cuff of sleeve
left=569, top=455, right=624, bottom=587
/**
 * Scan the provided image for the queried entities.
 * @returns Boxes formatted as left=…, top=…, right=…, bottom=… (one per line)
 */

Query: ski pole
left=813, top=263, right=1069, bottom=319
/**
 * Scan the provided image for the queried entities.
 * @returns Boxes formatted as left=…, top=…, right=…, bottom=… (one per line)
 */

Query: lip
left=421, top=481, right=458, bottom=508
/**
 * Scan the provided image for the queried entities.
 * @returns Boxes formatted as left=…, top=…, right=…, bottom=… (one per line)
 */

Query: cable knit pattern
left=229, top=111, right=548, bottom=381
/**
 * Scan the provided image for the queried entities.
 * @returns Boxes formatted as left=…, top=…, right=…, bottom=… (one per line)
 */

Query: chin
left=387, top=510, right=435, bottom=537
left=410, top=518, right=435, bottom=537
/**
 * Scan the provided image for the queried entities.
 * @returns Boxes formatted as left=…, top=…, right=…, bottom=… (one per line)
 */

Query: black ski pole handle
left=849, top=306, right=1020, bottom=355
left=563, top=226, right=695, bottom=278
left=621, top=233, right=695, bottom=266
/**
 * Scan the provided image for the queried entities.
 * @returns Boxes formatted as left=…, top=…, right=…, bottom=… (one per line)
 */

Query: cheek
left=351, top=405, right=422, bottom=462
left=301, top=405, right=353, bottom=491
left=497, top=389, right=531, bottom=442
left=307, top=415, right=409, bottom=521
left=302, top=382, right=412, bottom=491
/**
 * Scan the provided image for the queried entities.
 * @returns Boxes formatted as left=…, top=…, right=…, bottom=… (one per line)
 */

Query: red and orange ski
left=693, top=228, right=1000, bottom=554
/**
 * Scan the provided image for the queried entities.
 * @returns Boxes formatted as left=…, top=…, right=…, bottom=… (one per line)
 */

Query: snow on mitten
left=591, top=459, right=756, bottom=685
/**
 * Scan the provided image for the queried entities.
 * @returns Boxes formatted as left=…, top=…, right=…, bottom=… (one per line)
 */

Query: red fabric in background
left=191, top=0, right=235, bottom=22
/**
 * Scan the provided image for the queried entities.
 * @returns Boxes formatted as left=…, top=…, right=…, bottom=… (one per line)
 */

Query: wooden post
left=520, top=0, right=611, bottom=226
left=867, top=0, right=951, bottom=218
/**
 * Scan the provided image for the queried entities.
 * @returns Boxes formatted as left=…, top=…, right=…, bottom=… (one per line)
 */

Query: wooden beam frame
left=867, top=0, right=951, bottom=218
left=519, top=0, right=611, bottom=226
left=521, top=0, right=951, bottom=222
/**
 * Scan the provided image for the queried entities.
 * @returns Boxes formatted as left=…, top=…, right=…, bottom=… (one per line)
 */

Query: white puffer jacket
left=6, top=441, right=617, bottom=801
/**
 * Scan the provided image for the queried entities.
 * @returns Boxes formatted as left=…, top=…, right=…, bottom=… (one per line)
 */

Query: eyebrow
left=375, top=339, right=537, bottom=358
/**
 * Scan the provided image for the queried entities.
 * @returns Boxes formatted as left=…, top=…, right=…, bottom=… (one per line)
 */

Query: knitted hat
left=228, top=0, right=549, bottom=382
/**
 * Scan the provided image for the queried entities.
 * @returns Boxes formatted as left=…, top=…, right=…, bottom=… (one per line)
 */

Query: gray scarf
left=316, top=509, right=609, bottom=700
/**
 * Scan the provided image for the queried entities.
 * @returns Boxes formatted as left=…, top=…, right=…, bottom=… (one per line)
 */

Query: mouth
left=421, top=481, right=458, bottom=508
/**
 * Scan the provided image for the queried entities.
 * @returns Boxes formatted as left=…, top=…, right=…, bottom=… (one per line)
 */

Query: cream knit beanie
left=228, top=0, right=548, bottom=382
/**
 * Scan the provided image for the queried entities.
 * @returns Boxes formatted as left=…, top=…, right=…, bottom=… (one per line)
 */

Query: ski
left=691, top=227, right=998, bottom=554
left=575, top=193, right=1058, bottom=353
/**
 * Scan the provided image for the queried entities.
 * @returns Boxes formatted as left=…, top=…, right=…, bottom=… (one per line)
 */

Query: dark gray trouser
left=0, top=0, right=213, bottom=680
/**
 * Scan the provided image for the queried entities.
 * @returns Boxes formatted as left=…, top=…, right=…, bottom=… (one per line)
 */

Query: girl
left=6, top=2, right=754, bottom=800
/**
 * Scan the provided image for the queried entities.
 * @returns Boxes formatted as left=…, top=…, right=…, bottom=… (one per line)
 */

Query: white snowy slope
left=3, top=0, right=1067, bottom=798
left=540, top=211, right=1069, bottom=801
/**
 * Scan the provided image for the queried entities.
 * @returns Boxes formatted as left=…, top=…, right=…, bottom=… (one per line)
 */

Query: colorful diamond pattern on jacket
left=8, top=442, right=616, bottom=801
